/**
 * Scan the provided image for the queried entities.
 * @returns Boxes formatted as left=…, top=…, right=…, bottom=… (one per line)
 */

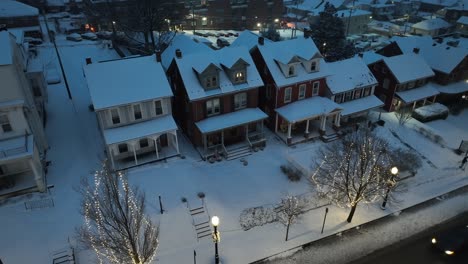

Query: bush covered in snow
left=239, top=206, right=277, bottom=231
left=280, top=164, right=301, bottom=182
left=412, top=103, right=449, bottom=122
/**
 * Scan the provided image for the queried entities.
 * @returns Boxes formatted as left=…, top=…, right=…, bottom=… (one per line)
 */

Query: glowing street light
left=381, top=167, right=398, bottom=209
left=212, top=216, right=220, bottom=264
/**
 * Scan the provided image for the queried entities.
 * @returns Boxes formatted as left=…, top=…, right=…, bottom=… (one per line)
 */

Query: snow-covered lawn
left=1, top=37, right=467, bottom=264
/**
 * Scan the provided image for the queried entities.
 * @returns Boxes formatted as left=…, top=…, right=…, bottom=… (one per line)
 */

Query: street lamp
left=381, top=166, right=398, bottom=209
left=212, top=216, right=220, bottom=264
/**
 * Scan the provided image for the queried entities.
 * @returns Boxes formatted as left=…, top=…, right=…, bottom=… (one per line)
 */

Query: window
left=312, top=81, right=320, bottom=96
left=154, top=100, right=163, bottom=115
left=118, top=143, right=128, bottom=153
left=354, top=89, right=362, bottom=99
left=407, top=81, right=415, bottom=89
left=334, top=94, right=343, bottom=103
left=110, top=108, right=120, bottom=125
left=288, top=65, right=295, bottom=76
left=311, top=61, right=317, bottom=71
left=133, top=104, right=142, bottom=120
left=0, top=115, right=12, bottom=133
left=139, top=138, right=149, bottom=148
left=417, top=79, right=426, bottom=86
left=383, top=78, right=390, bottom=89
left=206, top=75, right=218, bottom=88
left=234, top=93, right=247, bottom=110
left=234, top=71, right=245, bottom=83
left=206, top=98, right=220, bottom=116
left=284, top=87, right=292, bottom=103
left=363, top=87, right=371, bottom=97
left=298, top=84, right=306, bottom=99
left=344, top=91, right=353, bottom=102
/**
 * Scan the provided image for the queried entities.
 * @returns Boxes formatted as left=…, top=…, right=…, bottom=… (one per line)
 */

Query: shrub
left=280, top=165, right=301, bottom=182
left=239, top=206, right=277, bottom=231
left=197, top=192, right=205, bottom=199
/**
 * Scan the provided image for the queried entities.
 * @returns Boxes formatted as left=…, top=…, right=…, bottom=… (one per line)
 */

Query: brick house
left=251, top=36, right=342, bottom=145
left=0, top=0, right=42, bottom=38
left=84, top=55, right=180, bottom=170
left=166, top=46, right=267, bottom=160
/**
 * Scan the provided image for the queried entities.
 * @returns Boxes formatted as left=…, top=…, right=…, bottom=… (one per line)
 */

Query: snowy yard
left=1, top=36, right=468, bottom=264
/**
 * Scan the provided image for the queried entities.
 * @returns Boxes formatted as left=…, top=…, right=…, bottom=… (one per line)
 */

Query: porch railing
left=0, top=134, right=29, bottom=159
left=247, top=132, right=266, bottom=148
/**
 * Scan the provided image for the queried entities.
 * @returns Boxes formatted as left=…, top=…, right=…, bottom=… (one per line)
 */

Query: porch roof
left=340, top=95, right=384, bottom=116
left=395, top=83, right=440, bottom=104
left=195, top=108, right=267, bottom=134
left=0, top=134, right=34, bottom=163
left=103, top=115, right=177, bottom=145
left=276, top=97, right=342, bottom=123
left=431, top=80, right=468, bottom=95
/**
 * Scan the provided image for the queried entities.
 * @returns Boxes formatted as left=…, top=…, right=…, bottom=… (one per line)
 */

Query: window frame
left=154, top=100, right=163, bottom=116
left=310, top=61, right=317, bottom=72
left=312, top=81, right=320, bottom=96
left=118, top=143, right=128, bottom=153
left=132, top=104, right=143, bottom=120
left=206, top=98, right=221, bottom=116
left=288, top=65, right=295, bottom=76
left=298, top=84, right=306, bottom=99
left=284, top=87, right=292, bottom=103
left=0, top=114, right=12, bottom=133
left=234, top=92, right=247, bottom=110
left=139, top=138, right=149, bottom=148
left=234, top=71, right=245, bottom=83
left=110, top=108, right=121, bottom=125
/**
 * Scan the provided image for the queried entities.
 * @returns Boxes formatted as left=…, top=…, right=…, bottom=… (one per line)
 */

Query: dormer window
left=311, top=61, right=317, bottom=72
left=288, top=65, right=295, bottom=76
left=110, top=108, right=120, bottom=125
left=234, top=71, right=245, bottom=83
left=206, top=75, right=218, bottom=88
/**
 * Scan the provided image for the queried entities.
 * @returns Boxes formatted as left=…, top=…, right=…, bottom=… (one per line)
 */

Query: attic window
left=206, top=76, right=218, bottom=88
left=311, top=61, right=317, bottom=71
left=288, top=65, right=295, bottom=76
left=235, top=71, right=245, bottom=83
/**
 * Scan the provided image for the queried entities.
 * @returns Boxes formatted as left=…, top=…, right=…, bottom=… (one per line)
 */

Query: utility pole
left=346, top=0, right=356, bottom=37
left=191, top=1, right=195, bottom=34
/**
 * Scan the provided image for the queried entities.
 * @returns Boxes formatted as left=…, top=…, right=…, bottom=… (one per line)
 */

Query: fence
left=24, top=198, right=54, bottom=210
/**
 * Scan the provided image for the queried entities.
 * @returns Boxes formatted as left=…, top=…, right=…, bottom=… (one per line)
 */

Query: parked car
left=81, top=32, right=98, bottom=40
left=96, top=31, right=113, bottom=40
left=216, top=38, right=230, bottom=47
left=66, top=33, right=82, bottom=42
left=24, top=37, right=43, bottom=45
left=431, top=223, right=468, bottom=258
left=46, top=67, right=62, bottom=85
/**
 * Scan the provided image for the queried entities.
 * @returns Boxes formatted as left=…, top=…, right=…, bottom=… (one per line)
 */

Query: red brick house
left=167, top=46, right=267, bottom=160
left=0, top=0, right=42, bottom=38
left=369, top=53, right=438, bottom=112
left=251, top=36, right=342, bottom=145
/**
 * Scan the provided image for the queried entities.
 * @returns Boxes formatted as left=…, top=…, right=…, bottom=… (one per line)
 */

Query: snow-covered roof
left=291, top=0, right=346, bottom=13
left=174, top=46, right=264, bottom=101
left=457, top=16, right=468, bottom=25
left=103, top=115, right=177, bottom=145
left=326, top=57, right=378, bottom=94
left=276, top=97, right=342, bottom=123
left=195, top=108, right=267, bottom=134
left=0, top=0, right=38, bottom=17
left=431, top=80, right=468, bottom=94
left=383, top=53, right=434, bottom=83
left=0, top=99, right=24, bottom=108
left=0, top=31, right=13, bottom=66
left=336, top=9, right=372, bottom=18
left=230, top=30, right=272, bottom=51
left=84, top=56, right=173, bottom=110
left=356, top=51, right=384, bottom=65
left=411, top=18, right=452, bottom=31
left=391, top=36, right=468, bottom=74
left=340, top=95, right=384, bottom=116
left=395, top=83, right=440, bottom=103
left=419, top=0, right=458, bottom=6
left=258, top=37, right=330, bottom=87
left=161, top=34, right=213, bottom=70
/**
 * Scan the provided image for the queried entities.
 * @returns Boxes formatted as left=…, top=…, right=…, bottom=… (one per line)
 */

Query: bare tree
left=277, top=195, right=306, bottom=241
left=309, top=125, right=402, bottom=223
left=395, top=106, right=413, bottom=125
left=76, top=161, right=159, bottom=264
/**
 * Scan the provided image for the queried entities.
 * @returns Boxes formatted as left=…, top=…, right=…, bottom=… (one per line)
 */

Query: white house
left=0, top=31, right=48, bottom=197
left=84, top=54, right=180, bottom=170
left=411, top=18, right=452, bottom=37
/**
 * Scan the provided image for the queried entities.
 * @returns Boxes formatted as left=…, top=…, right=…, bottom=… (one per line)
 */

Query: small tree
left=395, top=106, right=413, bottom=125
left=261, top=25, right=281, bottom=41
left=76, top=161, right=159, bottom=264
left=310, top=125, right=402, bottom=223
left=277, top=195, right=305, bottom=241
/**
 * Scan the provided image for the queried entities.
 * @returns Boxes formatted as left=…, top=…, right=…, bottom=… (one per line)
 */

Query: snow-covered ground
left=1, top=29, right=468, bottom=264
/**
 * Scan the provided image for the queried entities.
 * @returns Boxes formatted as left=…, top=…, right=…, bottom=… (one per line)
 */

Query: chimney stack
left=85, top=57, right=92, bottom=65
left=412, top=47, right=420, bottom=54
left=156, top=50, right=161, bottom=62
left=258, top=36, right=264, bottom=45
left=175, top=49, right=182, bottom=59
left=358, top=53, right=363, bottom=58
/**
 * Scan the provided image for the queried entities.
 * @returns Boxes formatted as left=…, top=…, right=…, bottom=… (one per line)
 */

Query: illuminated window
left=234, top=71, right=245, bottom=82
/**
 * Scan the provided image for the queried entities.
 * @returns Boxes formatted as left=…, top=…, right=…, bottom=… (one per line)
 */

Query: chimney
left=85, top=57, right=92, bottom=65
left=412, top=48, right=420, bottom=54
left=258, top=36, right=264, bottom=45
left=155, top=50, right=161, bottom=62
left=175, top=49, right=182, bottom=59
left=358, top=53, right=363, bottom=58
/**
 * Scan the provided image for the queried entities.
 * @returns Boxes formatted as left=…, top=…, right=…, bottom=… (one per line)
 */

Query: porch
left=195, top=108, right=268, bottom=160
left=103, top=116, right=180, bottom=170
left=395, top=83, right=440, bottom=111
left=340, top=95, right=384, bottom=123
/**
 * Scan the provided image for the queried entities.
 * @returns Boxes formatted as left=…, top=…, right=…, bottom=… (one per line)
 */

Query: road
left=350, top=212, right=468, bottom=264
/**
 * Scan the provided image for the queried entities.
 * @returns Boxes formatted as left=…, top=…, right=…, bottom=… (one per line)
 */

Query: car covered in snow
left=81, top=32, right=98, bottom=40
left=66, top=33, right=82, bottom=42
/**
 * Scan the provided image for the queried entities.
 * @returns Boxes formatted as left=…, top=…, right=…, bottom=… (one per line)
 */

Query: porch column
left=423, top=98, right=427, bottom=106
left=304, top=119, right=310, bottom=138
left=433, top=95, right=437, bottom=103
left=173, top=132, right=180, bottom=154
left=153, top=138, right=159, bottom=159
left=132, top=143, right=138, bottom=165
left=109, top=147, right=116, bottom=170
left=334, top=114, right=341, bottom=128
left=319, top=115, right=326, bottom=135
left=29, top=158, right=45, bottom=192
left=287, top=122, right=292, bottom=145
left=412, top=101, right=417, bottom=110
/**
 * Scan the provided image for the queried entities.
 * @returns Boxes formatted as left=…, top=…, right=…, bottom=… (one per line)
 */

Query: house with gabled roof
left=410, top=18, right=452, bottom=37
left=84, top=55, right=179, bottom=170
left=325, top=57, right=383, bottom=124
left=166, top=46, right=267, bottom=160
left=251, top=36, right=342, bottom=145
left=369, top=53, right=438, bottom=112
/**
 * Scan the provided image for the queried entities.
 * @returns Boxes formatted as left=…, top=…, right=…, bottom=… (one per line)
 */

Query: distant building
left=456, top=15, right=468, bottom=34
left=0, top=0, right=42, bottom=38
left=410, top=18, right=452, bottom=37
left=336, top=9, right=373, bottom=35
left=0, top=31, right=48, bottom=197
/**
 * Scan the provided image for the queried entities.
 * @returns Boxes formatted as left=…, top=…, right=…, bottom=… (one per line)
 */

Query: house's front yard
left=0, top=37, right=467, bottom=264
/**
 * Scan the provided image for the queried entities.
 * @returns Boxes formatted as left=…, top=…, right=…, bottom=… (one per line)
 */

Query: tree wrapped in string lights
left=76, top=161, right=159, bottom=264
left=309, top=125, right=402, bottom=223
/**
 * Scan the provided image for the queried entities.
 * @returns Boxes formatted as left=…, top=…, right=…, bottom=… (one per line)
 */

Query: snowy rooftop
left=230, top=30, right=272, bottom=51
left=395, top=83, right=440, bottom=103
left=391, top=36, right=468, bottom=74
left=411, top=18, right=452, bottom=31
left=457, top=16, right=468, bottom=25
left=356, top=51, right=384, bottom=65
left=383, top=53, right=434, bottom=83
left=84, top=56, right=173, bottom=110
left=336, top=9, right=372, bottom=17
left=0, top=0, right=38, bottom=17
left=161, top=34, right=213, bottom=70
left=292, top=0, right=346, bottom=13
left=174, top=46, right=264, bottom=101
left=276, top=96, right=342, bottom=123
left=258, top=37, right=330, bottom=87
left=340, top=95, right=384, bottom=116
left=103, top=115, right=177, bottom=145
left=431, top=80, right=468, bottom=94
left=0, top=31, right=13, bottom=66
left=195, top=108, right=267, bottom=134
left=326, top=57, right=378, bottom=94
